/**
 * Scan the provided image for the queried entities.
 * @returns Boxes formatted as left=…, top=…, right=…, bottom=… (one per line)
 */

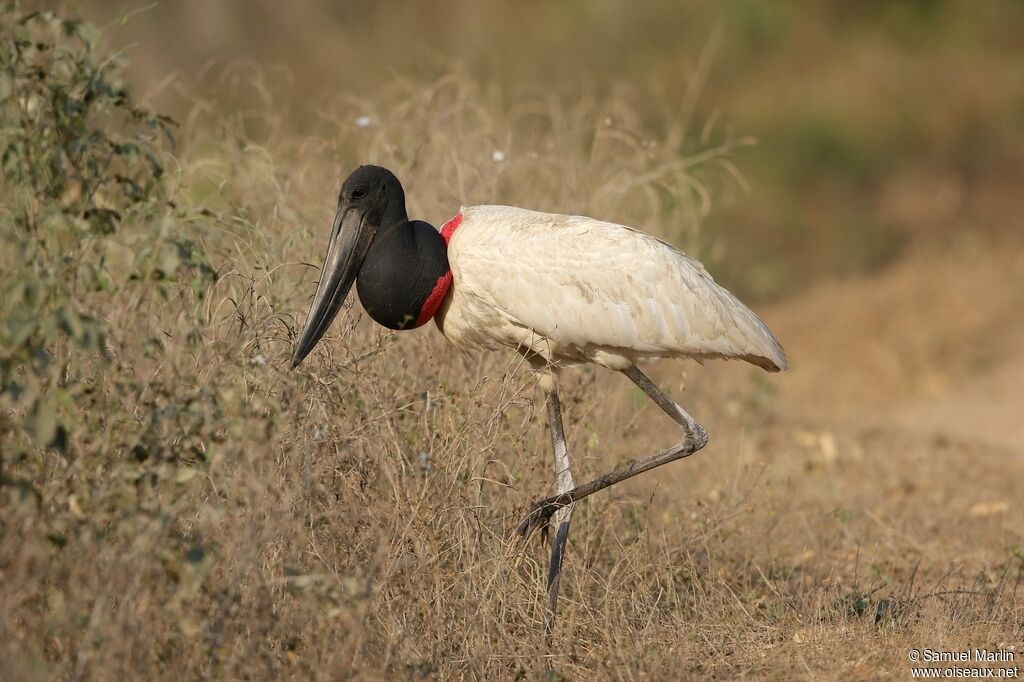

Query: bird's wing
left=449, top=205, right=787, bottom=371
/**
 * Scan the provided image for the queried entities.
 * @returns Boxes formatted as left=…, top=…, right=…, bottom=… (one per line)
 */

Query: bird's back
left=437, top=205, right=787, bottom=372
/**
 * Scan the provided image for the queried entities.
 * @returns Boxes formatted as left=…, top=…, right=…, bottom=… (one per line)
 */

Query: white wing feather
left=440, top=205, right=787, bottom=371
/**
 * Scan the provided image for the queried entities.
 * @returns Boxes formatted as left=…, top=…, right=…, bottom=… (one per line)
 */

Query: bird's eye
left=352, top=187, right=366, bottom=200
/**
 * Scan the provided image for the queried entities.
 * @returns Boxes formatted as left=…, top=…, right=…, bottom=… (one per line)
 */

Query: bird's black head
left=337, top=165, right=407, bottom=231
left=292, top=165, right=409, bottom=367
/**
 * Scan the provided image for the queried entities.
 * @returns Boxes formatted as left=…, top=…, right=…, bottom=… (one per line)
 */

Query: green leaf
left=58, top=308, right=84, bottom=342
left=89, top=265, right=116, bottom=292
left=0, top=71, right=12, bottom=102
left=29, top=396, right=58, bottom=446
left=6, top=316, right=37, bottom=348
left=185, top=545, right=206, bottom=564
left=46, top=532, right=68, bottom=549
left=156, top=242, right=182, bottom=278
left=175, top=467, right=198, bottom=484
left=84, top=207, right=120, bottom=234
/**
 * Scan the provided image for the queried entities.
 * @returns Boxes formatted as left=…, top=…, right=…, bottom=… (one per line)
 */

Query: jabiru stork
left=292, top=165, right=787, bottom=631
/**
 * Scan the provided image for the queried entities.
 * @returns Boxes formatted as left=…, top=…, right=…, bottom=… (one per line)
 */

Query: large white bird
left=292, top=165, right=786, bottom=629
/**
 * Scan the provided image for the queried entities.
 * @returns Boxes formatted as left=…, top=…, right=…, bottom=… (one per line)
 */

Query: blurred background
left=74, top=0, right=1024, bottom=300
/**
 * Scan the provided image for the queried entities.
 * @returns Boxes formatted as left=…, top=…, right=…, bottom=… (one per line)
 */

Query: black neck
left=356, top=219, right=450, bottom=330
left=380, top=185, right=409, bottom=232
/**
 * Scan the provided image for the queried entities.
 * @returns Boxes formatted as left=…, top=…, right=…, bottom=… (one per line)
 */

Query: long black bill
left=292, top=206, right=372, bottom=367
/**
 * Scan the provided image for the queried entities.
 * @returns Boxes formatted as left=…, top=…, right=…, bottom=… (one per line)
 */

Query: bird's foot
left=515, top=497, right=565, bottom=541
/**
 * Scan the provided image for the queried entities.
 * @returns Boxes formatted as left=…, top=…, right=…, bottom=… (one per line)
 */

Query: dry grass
left=2, top=7, right=1023, bottom=681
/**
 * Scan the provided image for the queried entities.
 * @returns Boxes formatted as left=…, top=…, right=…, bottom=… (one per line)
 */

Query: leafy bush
left=0, top=11, right=234, bottom=674
left=0, top=8, right=213, bottom=457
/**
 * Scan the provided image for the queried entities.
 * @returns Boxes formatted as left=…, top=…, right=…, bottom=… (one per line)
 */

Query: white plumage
left=436, top=205, right=787, bottom=372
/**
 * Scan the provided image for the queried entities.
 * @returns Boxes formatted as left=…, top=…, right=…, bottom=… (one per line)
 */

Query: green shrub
left=0, top=7, right=213, bottom=456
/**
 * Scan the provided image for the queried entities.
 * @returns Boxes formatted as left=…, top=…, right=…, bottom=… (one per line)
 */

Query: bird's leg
left=517, top=364, right=707, bottom=536
left=541, top=378, right=575, bottom=635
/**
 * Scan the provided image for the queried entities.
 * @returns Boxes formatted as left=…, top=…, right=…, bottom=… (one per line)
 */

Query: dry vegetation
left=2, top=3, right=1023, bottom=680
